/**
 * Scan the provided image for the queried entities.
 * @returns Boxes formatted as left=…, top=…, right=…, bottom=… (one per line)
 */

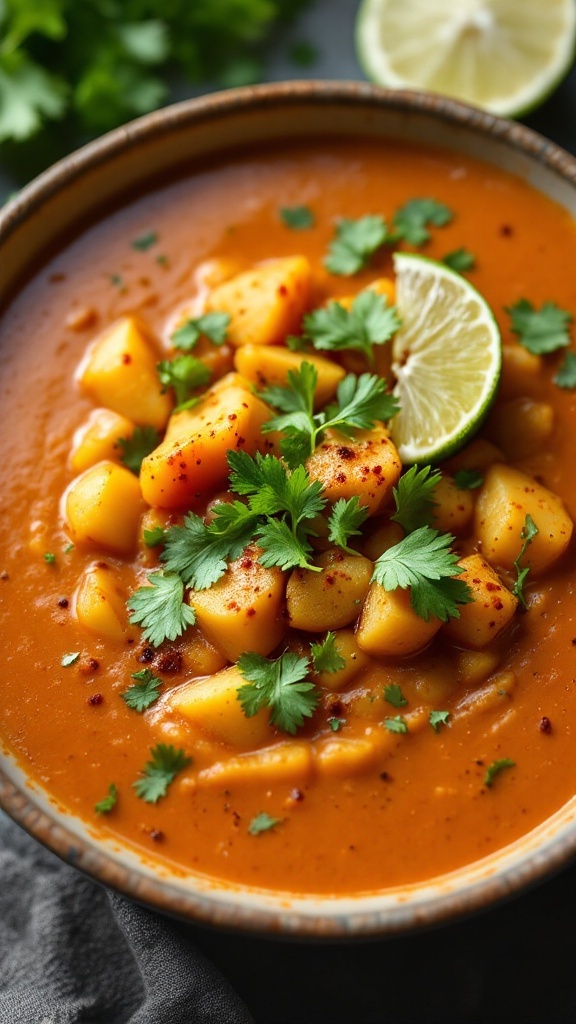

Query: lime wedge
left=389, top=253, right=501, bottom=464
left=356, top=0, right=576, bottom=118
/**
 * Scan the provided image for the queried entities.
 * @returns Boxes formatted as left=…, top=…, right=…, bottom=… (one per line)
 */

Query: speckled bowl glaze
left=2, top=83, right=576, bottom=938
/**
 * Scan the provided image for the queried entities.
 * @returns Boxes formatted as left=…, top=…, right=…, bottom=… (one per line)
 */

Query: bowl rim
left=2, top=79, right=576, bottom=939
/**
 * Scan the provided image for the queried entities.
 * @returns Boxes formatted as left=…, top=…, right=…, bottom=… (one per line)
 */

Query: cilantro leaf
left=133, top=744, right=191, bottom=803
left=442, top=247, right=475, bottom=273
left=324, top=215, right=389, bottom=275
left=162, top=505, right=259, bottom=591
left=131, top=230, right=158, bottom=251
left=94, top=783, right=118, bottom=815
left=384, top=683, right=407, bottom=708
left=127, top=572, right=195, bottom=647
left=237, top=651, right=319, bottom=735
left=391, top=465, right=441, bottom=533
left=121, top=669, right=162, bottom=712
left=484, top=758, right=515, bottom=788
left=328, top=716, right=346, bottom=731
left=384, top=716, right=408, bottom=734
left=324, top=373, right=400, bottom=436
left=280, top=205, right=315, bottom=229
left=303, top=290, right=401, bottom=365
left=371, top=526, right=473, bottom=622
left=506, top=299, right=572, bottom=354
left=44, top=552, right=56, bottom=564
left=327, top=496, right=369, bottom=553
left=143, top=526, right=167, bottom=548
left=171, top=312, right=230, bottom=351
left=429, top=710, right=450, bottom=732
left=157, top=355, right=211, bottom=406
left=512, top=514, right=539, bottom=608
left=554, top=351, right=576, bottom=389
left=453, top=468, right=483, bottom=490
left=117, top=426, right=160, bottom=474
left=393, top=198, right=452, bottom=246
left=310, top=632, right=346, bottom=674
left=255, top=518, right=315, bottom=571
left=248, top=812, right=282, bottom=835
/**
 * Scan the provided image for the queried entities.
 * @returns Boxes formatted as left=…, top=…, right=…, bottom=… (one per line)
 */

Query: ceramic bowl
left=2, top=82, right=576, bottom=938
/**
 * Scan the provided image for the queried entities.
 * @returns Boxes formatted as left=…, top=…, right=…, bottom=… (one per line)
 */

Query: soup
left=1, top=138, right=576, bottom=896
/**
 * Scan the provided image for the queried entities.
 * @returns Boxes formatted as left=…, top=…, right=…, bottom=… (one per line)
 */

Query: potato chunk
left=286, top=548, right=372, bottom=632
left=78, top=317, right=172, bottom=429
left=167, top=665, right=275, bottom=749
left=486, top=397, right=554, bottom=459
left=475, top=463, right=573, bottom=575
left=140, top=375, right=272, bottom=509
left=312, top=628, right=369, bottom=691
left=356, top=584, right=442, bottom=657
left=65, top=461, right=144, bottom=556
left=70, top=408, right=135, bottom=473
left=443, top=555, right=518, bottom=649
left=431, top=474, right=474, bottom=534
left=190, top=546, right=286, bottom=662
left=234, top=344, right=345, bottom=408
left=205, top=256, right=312, bottom=347
left=74, top=564, right=135, bottom=642
left=306, top=428, right=401, bottom=516
left=197, top=741, right=312, bottom=787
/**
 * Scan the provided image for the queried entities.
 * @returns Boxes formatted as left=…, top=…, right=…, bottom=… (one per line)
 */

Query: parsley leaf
left=484, top=758, right=515, bottom=788
left=94, top=783, right=118, bottom=815
left=429, top=710, right=450, bottom=732
left=324, top=215, right=389, bottom=275
left=248, top=812, right=282, bottom=835
left=453, top=468, right=483, bottom=490
left=280, top=205, right=315, bottom=229
left=157, top=355, right=211, bottom=407
left=442, top=247, right=475, bottom=273
left=162, top=505, right=259, bottom=591
left=554, top=351, right=576, bottom=389
left=303, top=290, right=401, bottom=365
left=171, top=312, right=230, bottom=351
left=393, top=198, right=452, bottom=246
left=237, top=651, right=319, bottom=735
left=133, top=744, right=191, bottom=803
left=371, top=526, right=473, bottom=622
left=512, top=514, right=539, bottom=608
left=506, top=299, right=572, bottom=354
left=117, top=426, right=160, bottom=475
left=127, top=572, right=195, bottom=648
left=327, top=496, right=369, bottom=553
left=384, top=683, right=407, bottom=708
left=121, top=669, right=162, bottom=712
left=391, top=465, right=441, bottom=533
left=310, top=632, right=346, bottom=674
left=131, top=230, right=158, bottom=251
left=384, top=716, right=408, bottom=734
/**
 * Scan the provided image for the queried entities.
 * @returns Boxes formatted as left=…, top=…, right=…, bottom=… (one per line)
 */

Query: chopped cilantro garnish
left=327, top=496, right=369, bottom=554
left=131, top=230, right=158, bottom=251
left=302, top=290, right=401, bottom=365
left=248, top=812, right=282, bottom=835
left=157, top=355, right=211, bottom=407
left=442, top=247, right=475, bottom=273
left=310, top=632, right=346, bottom=675
left=237, top=650, right=319, bottom=735
left=44, top=552, right=56, bottom=564
left=328, top=717, right=346, bottom=732
left=162, top=505, right=261, bottom=590
left=512, top=514, right=539, bottom=608
left=506, top=299, right=572, bottom=354
left=554, top=351, right=576, bottom=389
left=127, top=572, right=196, bottom=648
left=133, top=744, right=191, bottom=803
left=371, top=526, right=473, bottom=622
left=429, top=710, right=450, bottom=732
left=392, top=198, right=452, bottom=246
left=324, top=215, right=388, bottom=275
left=453, top=468, right=483, bottom=490
left=484, top=758, right=515, bottom=788
left=279, top=205, right=315, bottom=230
left=117, top=426, right=160, bottom=475
left=384, top=715, right=408, bottom=734
left=170, top=312, right=230, bottom=351
left=143, top=526, right=167, bottom=548
left=61, top=652, right=79, bottom=667
left=121, top=669, right=162, bottom=712
left=384, top=683, right=407, bottom=708
left=391, top=465, right=441, bottom=533
left=94, top=783, right=118, bottom=815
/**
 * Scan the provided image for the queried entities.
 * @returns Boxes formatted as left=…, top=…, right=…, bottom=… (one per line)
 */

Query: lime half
left=356, top=0, right=576, bottom=118
left=389, top=253, right=501, bottom=464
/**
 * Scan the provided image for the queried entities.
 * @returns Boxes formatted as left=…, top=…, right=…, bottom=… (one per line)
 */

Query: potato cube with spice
left=70, top=408, right=135, bottom=473
left=286, top=548, right=373, bottom=632
left=74, top=563, right=135, bottom=643
left=442, top=554, right=518, bottom=649
left=234, top=344, right=345, bottom=408
left=356, top=584, right=442, bottom=657
left=64, top=461, right=144, bottom=556
left=167, top=665, right=275, bottom=750
left=306, top=427, right=402, bottom=516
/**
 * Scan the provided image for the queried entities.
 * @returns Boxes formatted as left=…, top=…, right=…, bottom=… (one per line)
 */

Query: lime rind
left=390, top=253, right=501, bottom=464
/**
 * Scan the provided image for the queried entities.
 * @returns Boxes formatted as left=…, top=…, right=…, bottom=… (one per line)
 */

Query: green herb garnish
left=512, top=514, right=539, bottom=608
left=506, top=299, right=572, bottom=354
left=127, top=572, right=196, bottom=648
left=94, top=783, right=118, bottom=815
left=133, top=744, right=191, bottom=803
left=310, top=632, right=346, bottom=675
left=118, top=426, right=160, bottom=475
left=237, top=651, right=319, bottom=735
left=484, top=758, right=515, bottom=788
left=324, top=215, right=388, bottom=275
left=383, top=684, right=407, bottom=709
left=248, top=812, right=282, bottom=835
left=280, top=205, right=315, bottom=230
left=121, top=669, right=162, bottom=712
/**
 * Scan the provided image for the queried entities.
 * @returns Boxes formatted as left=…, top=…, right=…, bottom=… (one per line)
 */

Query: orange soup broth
left=1, top=138, right=576, bottom=895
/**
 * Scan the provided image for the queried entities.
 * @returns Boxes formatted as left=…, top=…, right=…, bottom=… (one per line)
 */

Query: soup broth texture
left=1, top=139, right=576, bottom=896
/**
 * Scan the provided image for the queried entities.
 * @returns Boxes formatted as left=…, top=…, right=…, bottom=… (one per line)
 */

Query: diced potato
left=356, top=584, right=442, bottom=657
left=140, top=375, right=272, bottom=509
left=456, top=648, right=502, bottom=688
left=180, top=626, right=228, bottom=678
left=306, top=427, right=402, bottom=516
left=286, top=548, right=372, bottom=632
left=360, top=520, right=404, bottom=560
left=190, top=545, right=286, bottom=662
left=205, top=256, right=312, bottom=347
left=499, top=344, right=543, bottom=400
left=475, top=463, right=573, bottom=575
left=70, top=408, right=135, bottom=473
left=313, top=629, right=369, bottom=691
left=486, top=397, right=554, bottom=459
left=445, top=438, right=504, bottom=474
left=78, top=316, right=172, bottom=429
left=167, top=665, right=275, bottom=749
left=442, top=554, right=518, bottom=649
left=197, top=741, right=313, bottom=787
left=431, top=474, right=475, bottom=534
left=74, top=563, right=135, bottom=642
left=65, top=461, right=144, bottom=556
left=314, top=728, right=390, bottom=777
left=234, top=344, right=345, bottom=408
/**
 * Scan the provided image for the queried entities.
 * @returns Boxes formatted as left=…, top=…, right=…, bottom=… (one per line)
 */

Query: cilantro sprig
left=280, top=205, right=315, bottom=230
left=391, top=465, right=441, bottom=533
left=506, top=299, right=572, bottom=354
left=512, top=514, right=539, bottom=608
left=302, top=290, right=401, bottom=365
left=121, top=669, right=162, bottom=712
left=157, top=355, right=211, bottom=408
left=170, top=312, right=230, bottom=351
left=384, top=683, right=407, bottom=708
left=327, top=496, right=369, bottom=554
left=237, top=650, right=319, bottom=735
left=118, top=426, right=160, bottom=475
left=310, top=632, right=346, bottom=675
left=392, top=198, right=452, bottom=246
left=127, top=571, right=196, bottom=648
left=133, top=744, right=191, bottom=803
left=324, top=215, right=388, bottom=275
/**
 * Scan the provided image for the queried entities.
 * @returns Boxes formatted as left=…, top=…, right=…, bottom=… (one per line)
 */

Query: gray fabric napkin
left=0, top=813, right=254, bottom=1024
